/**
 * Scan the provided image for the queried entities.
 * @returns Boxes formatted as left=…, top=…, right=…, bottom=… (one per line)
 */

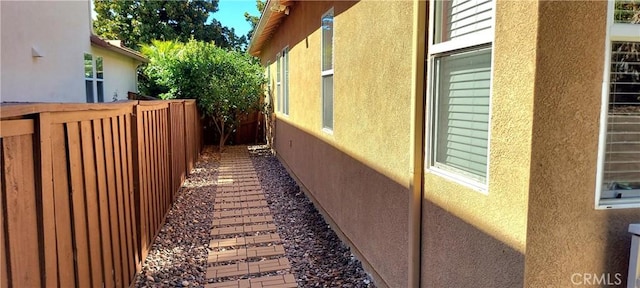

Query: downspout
left=408, top=0, right=427, bottom=287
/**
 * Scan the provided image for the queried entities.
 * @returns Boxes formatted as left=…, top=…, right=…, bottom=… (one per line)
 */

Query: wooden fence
left=0, top=100, right=203, bottom=288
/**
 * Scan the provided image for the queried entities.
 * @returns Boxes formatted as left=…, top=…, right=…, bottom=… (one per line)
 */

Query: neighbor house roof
left=247, top=0, right=294, bottom=57
left=90, top=34, right=149, bottom=63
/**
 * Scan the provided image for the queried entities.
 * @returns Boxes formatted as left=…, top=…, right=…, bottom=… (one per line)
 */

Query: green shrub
left=141, top=40, right=265, bottom=150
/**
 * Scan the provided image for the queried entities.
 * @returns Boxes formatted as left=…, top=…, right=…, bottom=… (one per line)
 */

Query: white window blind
left=276, top=54, right=281, bottom=113
left=428, top=0, right=494, bottom=187
left=434, top=48, right=491, bottom=181
left=435, top=0, right=493, bottom=43
left=283, top=48, right=289, bottom=115
left=600, top=41, right=640, bottom=205
left=597, top=0, right=640, bottom=208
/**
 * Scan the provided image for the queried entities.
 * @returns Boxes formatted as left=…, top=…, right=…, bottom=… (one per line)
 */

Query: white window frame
left=84, top=53, right=104, bottom=103
left=276, top=53, right=282, bottom=113
left=282, top=47, right=290, bottom=116
left=425, top=0, right=496, bottom=192
left=594, top=0, right=640, bottom=209
left=321, top=8, right=334, bottom=133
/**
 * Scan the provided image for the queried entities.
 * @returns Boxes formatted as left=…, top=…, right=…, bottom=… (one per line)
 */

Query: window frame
left=84, top=53, right=104, bottom=103
left=425, top=0, right=496, bottom=192
left=276, top=53, right=282, bottom=113
left=321, top=8, right=334, bottom=133
left=282, top=46, right=290, bottom=116
left=594, top=0, right=640, bottom=209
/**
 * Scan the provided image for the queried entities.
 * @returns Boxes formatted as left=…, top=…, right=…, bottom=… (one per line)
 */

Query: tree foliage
left=93, top=0, right=247, bottom=50
left=141, top=40, right=265, bottom=150
left=243, top=0, right=266, bottom=41
left=614, top=0, right=640, bottom=23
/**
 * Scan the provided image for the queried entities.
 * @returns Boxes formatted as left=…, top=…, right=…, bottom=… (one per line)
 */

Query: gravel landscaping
left=134, top=147, right=220, bottom=288
left=249, top=145, right=375, bottom=288
left=134, top=145, right=375, bottom=287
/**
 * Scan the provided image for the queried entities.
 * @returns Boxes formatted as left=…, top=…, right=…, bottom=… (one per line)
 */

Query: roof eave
left=247, top=0, right=274, bottom=56
left=90, top=34, right=149, bottom=63
left=248, top=0, right=293, bottom=57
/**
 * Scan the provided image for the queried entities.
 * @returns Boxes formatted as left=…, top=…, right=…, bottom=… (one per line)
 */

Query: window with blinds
left=282, top=47, right=289, bottom=116
left=434, top=0, right=493, bottom=43
left=428, top=0, right=494, bottom=188
left=276, top=54, right=281, bottom=113
left=598, top=0, right=640, bottom=208
left=434, top=48, right=491, bottom=182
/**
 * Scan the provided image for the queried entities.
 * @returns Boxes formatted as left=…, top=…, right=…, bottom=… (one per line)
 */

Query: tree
left=243, top=0, right=266, bottom=41
left=141, top=40, right=265, bottom=150
left=93, top=0, right=245, bottom=50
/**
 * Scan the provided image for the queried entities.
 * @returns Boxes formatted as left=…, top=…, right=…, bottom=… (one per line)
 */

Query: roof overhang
left=247, top=0, right=294, bottom=57
left=90, top=34, right=149, bottom=63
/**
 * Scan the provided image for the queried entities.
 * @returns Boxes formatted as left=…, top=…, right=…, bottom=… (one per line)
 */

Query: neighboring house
left=0, top=0, right=146, bottom=103
left=89, top=36, right=147, bottom=102
left=249, top=1, right=639, bottom=287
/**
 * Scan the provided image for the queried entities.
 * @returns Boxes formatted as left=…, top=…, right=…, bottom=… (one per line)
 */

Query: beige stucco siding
left=92, top=47, right=140, bottom=101
left=420, top=0, right=537, bottom=286
left=524, top=2, right=638, bottom=287
left=263, top=0, right=413, bottom=187
left=261, top=1, right=414, bottom=287
left=258, top=0, right=639, bottom=287
left=1, top=1, right=91, bottom=102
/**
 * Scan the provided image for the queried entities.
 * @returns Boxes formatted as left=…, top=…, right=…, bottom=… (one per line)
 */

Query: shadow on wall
left=273, top=119, right=410, bottom=288
left=605, top=213, right=635, bottom=287
left=421, top=200, right=525, bottom=288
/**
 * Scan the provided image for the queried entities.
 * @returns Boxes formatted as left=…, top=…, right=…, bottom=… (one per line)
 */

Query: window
left=276, top=54, right=281, bottom=113
left=596, top=0, right=640, bottom=209
left=84, top=53, right=104, bottom=103
left=427, top=0, right=494, bottom=188
left=321, top=9, right=334, bottom=131
left=282, top=47, right=290, bottom=115
left=275, top=49, right=289, bottom=115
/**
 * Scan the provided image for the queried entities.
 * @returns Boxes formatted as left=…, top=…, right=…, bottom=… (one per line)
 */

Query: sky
left=212, top=0, right=261, bottom=38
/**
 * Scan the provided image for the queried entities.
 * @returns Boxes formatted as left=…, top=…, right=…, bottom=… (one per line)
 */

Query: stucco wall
left=1, top=1, right=91, bottom=103
left=92, top=47, right=140, bottom=102
left=420, top=0, right=537, bottom=286
left=260, top=1, right=414, bottom=287
left=524, top=2, right=638, bottom=287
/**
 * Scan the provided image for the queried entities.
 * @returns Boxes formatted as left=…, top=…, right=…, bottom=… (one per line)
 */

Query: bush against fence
left=141, top=40, right=266, bottom=150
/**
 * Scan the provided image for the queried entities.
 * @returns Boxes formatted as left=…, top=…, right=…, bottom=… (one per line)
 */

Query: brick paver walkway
left=205, top=147, right=297, bottom=288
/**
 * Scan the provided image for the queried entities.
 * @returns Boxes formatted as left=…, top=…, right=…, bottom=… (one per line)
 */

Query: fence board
left=103, top=119, right=124, bottom=288
left=38, top=113, right=59, bottom=288
left=93, top=120, right=115, bottom=288
left=112, top=116, right=130, bottom=287
left=161, top=109, right=169, bottom=215
left=151, top=111, right=159, bottom=237
left=67, top=122, right=92, bottom=288
left=120, top=115, right=138, bottom=287
left=80, top=120, right=105, bottom=288
left=0, top=152, right=7, bottom=288
left=168, top=103, right=186, bottom=198
left=51, top=123, right=76, bottom=288
left=1, top=131, right=41, bottom=287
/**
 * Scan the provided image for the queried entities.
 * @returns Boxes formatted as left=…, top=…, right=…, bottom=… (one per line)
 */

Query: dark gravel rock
left=134, top=147, right=220, bottom=288
left=133, top=145, right=374, bottom=288
left=249, top=145, right=376, bottom=288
